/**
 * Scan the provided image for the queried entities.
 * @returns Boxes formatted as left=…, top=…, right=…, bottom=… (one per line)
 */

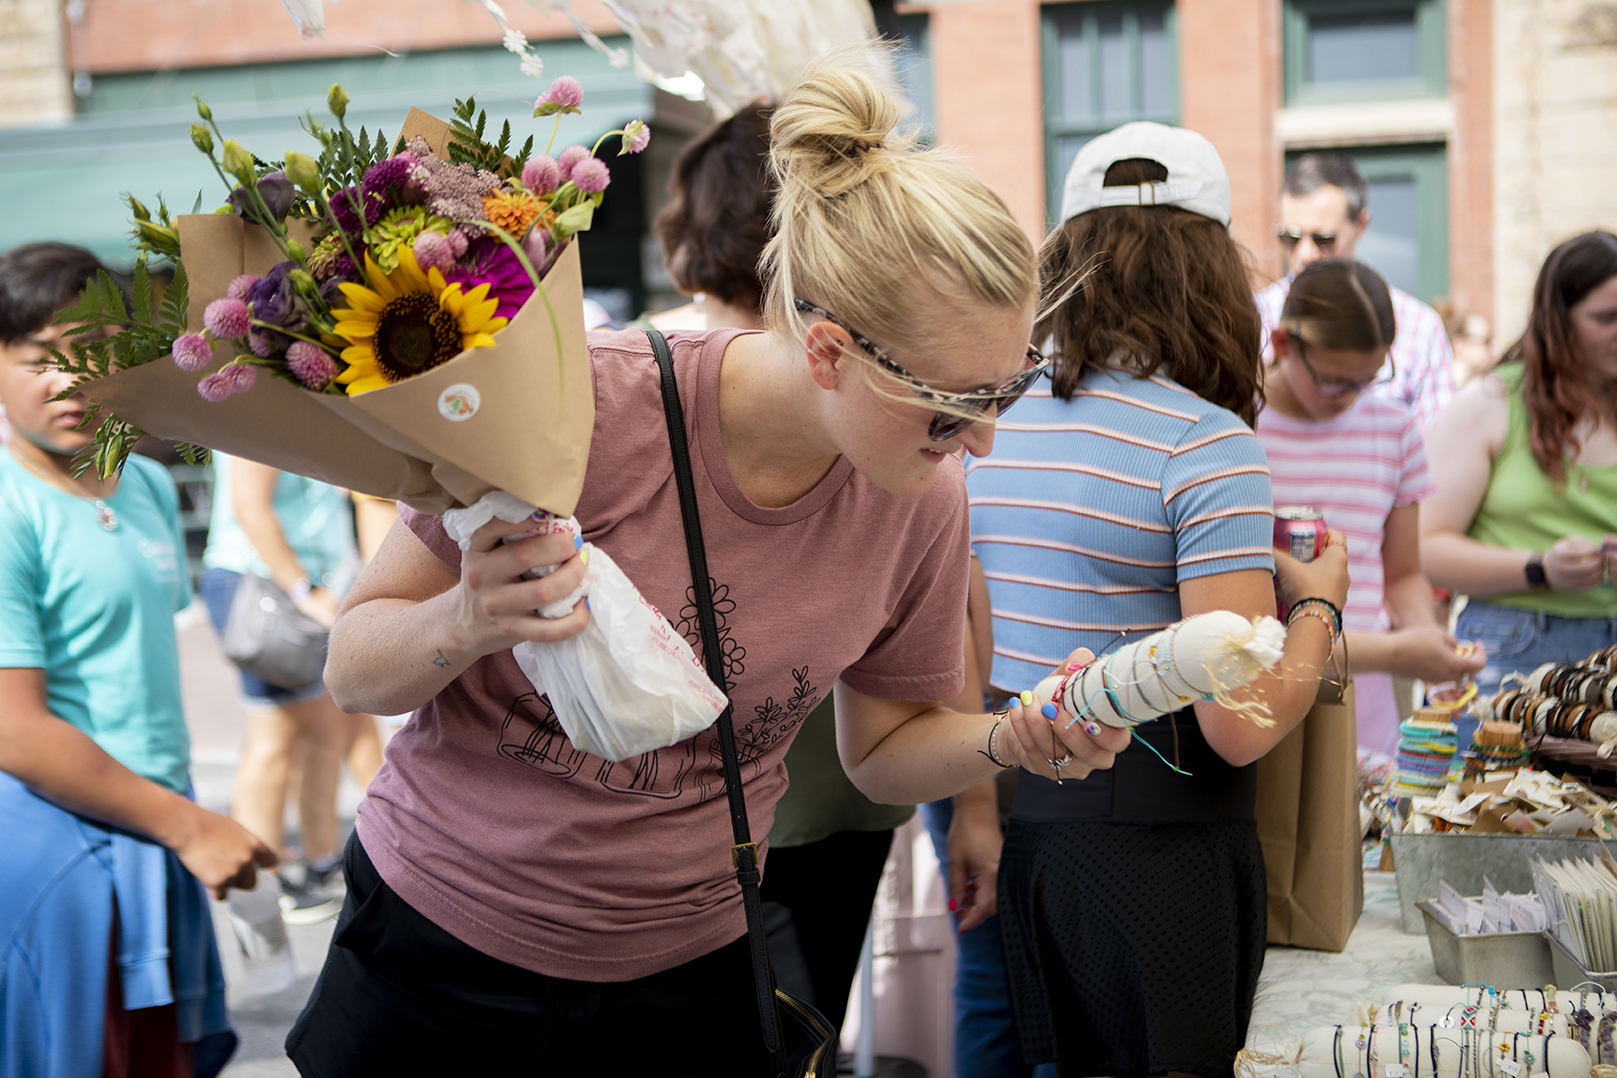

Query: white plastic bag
left=443, top=494, right=727, bottom=761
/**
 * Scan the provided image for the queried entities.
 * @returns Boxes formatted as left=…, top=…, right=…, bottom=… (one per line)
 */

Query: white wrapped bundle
left=1292, top=1027, right=1589, bottom=1078
left=1030, top=610, right=1286, bottom=730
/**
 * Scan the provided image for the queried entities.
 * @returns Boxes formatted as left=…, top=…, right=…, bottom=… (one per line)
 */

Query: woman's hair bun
left=769, top=65, right=910, bottom=199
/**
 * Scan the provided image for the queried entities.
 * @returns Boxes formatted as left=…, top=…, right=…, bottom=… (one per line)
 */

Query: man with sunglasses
left=1255, top=152, right=1456, bottom=432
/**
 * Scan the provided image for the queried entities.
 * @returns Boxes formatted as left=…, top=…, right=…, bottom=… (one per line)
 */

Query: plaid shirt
left=1257, top=276, right=1456, bottom=433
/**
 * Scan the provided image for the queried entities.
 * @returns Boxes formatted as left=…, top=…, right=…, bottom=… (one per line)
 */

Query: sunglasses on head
left=1288, top=333, right=1392, bottom=399
left=793, top=299, right=1050, bottom=441
left=1275, top=226, right=1339, bottom=252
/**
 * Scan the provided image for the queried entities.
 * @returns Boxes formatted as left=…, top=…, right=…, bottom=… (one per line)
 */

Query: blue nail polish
left=1041, top=703, right=1058, bottom=720
left=573, top=534, right=583, bottom=550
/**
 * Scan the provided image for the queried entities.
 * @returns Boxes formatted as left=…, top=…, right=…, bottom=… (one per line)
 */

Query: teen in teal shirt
left=0, top=451, right=192, bottom=790
left=0, top=242, right=273, bottom=1077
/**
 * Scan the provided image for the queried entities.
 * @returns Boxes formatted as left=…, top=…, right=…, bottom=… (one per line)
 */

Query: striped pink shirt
left=1255, top=393, right=1435, bottom=634
left=1257, top=394, right=1435, bottom=753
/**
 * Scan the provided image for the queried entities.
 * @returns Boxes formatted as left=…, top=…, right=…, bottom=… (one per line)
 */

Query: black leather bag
left=220, top=571, right=328, bottom=691
left=649, top=329, right=838, bottom=1078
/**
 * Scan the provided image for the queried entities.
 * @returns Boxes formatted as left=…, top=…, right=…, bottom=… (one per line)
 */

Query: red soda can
left=1275, top=506, right=1328, bottom=562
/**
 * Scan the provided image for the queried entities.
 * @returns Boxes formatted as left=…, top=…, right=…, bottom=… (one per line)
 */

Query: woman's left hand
left=1003, top=648, right=1130, bottom=781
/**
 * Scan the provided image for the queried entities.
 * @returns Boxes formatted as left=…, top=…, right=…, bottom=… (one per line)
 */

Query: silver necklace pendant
left=95, top=500, right=118, bottom=532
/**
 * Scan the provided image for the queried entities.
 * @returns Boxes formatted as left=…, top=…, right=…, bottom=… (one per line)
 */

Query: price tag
left=1385, top=1065, right=1410, bottom=1078
left=1498, top=1057, right=1524, bottom=1077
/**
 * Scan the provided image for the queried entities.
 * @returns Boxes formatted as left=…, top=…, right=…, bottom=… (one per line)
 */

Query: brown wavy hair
left=1036, top=159, right=1265, bottom=425
left=652, top=101, right=775, bottom=309
left=1505, top=231, right=1617, bottom=482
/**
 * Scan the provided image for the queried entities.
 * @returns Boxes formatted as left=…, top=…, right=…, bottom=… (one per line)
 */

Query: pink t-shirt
left=1255, top=392, right=1436, bottom=753
left=357, top=327, right=970, bottom=981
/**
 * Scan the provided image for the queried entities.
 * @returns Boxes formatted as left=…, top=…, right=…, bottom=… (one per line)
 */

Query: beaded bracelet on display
left=1287, top=596, right=1343, bottom=643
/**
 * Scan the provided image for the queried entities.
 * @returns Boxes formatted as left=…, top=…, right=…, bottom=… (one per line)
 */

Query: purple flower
left=442, top=238, right=534, bottom=320
left=623, top=120, right=650, bottom=154
left=203, top=297, right=251, bottom=339
left=521, top=227, right=550, bottom=271
left=412, top=231, right=455, bottom=273
left=330, top=184, right=385, bottom=233
left=229, top=171, right=295, bottom=224
left=197, top=364, right=257, bottom=402
left=571, top=157, right=610, bottom=195
left=362, top=153, right=417, bottom=201
left=171, top=333, right=213, bottom=371
left=556, top=145, right=589, bottom=178
left=286, top=341, right=339, bottom=390
left=534, top=75, right=584, bottom=116
left=226, top=274, right=262, bottom=301
left=521, top=154, right=561, bottom=195
left=245, top=261, right=313, bottom=350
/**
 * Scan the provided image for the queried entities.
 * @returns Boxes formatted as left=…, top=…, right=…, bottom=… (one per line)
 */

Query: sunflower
left=330, top=248, right=508, bottom=395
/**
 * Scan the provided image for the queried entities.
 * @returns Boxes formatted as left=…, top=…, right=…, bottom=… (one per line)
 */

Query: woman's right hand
left=1274, top=530, right=1351, bottom=614
left=454, top=516, right=591, bottom=658
left=1544, top=535, right=1605, bottom=591
left=173, top=803, right=279, bottom=900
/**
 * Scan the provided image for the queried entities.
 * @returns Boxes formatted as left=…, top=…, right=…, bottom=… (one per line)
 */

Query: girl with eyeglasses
left=970, top=123, right=1349, bottom=1078
left=285, top=63, right=1129, bottom=1075
left=1422, top=232, right=1617, bottom=746
left=1256, top=259, right=1487, bottom=757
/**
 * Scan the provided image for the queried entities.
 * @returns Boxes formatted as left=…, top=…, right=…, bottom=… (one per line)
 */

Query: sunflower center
left=373, top=292, right=462, bottom=382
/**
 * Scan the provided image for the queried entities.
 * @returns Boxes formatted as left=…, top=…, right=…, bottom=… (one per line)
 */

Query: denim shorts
left=1453, top=599, right=1617, bottom=745
left=198, top=567, right=329, bottom=709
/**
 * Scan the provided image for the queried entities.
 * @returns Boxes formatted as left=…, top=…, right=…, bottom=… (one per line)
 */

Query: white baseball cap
left=1059, top=121, right=1232, bottom=227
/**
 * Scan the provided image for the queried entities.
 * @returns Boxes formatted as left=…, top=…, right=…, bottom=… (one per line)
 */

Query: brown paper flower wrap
left=77, top=110, right=594, bottom=516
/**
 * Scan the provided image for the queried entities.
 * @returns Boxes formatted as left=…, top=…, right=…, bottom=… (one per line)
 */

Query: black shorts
left=286, top=834, right=775, bottom=1077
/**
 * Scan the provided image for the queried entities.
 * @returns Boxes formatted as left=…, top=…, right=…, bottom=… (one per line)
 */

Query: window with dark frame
left=1040, top=0, right=1179, bottom=228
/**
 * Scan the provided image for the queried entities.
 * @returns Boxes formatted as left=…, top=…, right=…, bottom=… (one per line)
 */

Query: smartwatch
left=1525, top=554, right=1549, bottom=591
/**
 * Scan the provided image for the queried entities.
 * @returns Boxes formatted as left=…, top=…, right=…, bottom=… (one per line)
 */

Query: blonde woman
left=286, top=65, right=1129, bottom=1074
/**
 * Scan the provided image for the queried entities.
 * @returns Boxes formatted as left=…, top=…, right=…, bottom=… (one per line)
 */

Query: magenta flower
left=226, top=274, right=262, bottom=301
left=556, top=145, right=590, bottom=178
left=534, top=75, right=584, bottom=117
left=412, top=231, right=455, bottom=273
left=286, top=341, right=338, bottom=390
left=623, top=119, right=651, bottom=154
left=571, top=156, right=610, bottom=195
left=362, top=153, right=417, bottom=201
left=197, top=364, right=257, bottom=402
left=172, top=333, right=213, bottom=371
left=443, top=238, right=535, bottom=321
left=204, top=297, right=251, bottom=339
left=522, top=154, right=561, bottom=195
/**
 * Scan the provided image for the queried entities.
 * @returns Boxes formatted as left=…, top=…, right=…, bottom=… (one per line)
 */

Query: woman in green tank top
left=1422, top=232, right=1617, bottom=742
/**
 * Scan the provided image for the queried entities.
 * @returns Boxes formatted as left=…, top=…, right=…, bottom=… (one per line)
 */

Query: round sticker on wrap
left=437, top=383, right=480, bottom=422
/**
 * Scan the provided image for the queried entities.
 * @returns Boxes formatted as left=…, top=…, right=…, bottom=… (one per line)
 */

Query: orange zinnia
left=482, top=188, right=545, bottom=235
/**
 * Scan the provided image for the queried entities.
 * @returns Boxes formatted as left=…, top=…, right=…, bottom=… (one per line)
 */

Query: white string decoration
left=1030, top=611, right=1287, bottom=731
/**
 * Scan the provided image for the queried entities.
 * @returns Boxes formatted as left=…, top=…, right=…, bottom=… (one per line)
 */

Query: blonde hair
left=760, top=63, right=1037, bottom=374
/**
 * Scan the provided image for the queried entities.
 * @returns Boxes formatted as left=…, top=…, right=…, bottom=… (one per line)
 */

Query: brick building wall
left=0, top=0, right=73, bottom=125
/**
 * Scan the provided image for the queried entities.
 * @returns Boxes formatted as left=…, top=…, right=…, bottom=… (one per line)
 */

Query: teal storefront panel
left=0, top=37, right=651, bottom=267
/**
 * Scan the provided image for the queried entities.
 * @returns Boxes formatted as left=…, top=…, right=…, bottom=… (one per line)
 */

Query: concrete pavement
left=178, top=605, right=365, bottom=1077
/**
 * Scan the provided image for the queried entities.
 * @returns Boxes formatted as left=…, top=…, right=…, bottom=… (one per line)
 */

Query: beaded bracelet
left=979, top=711, right=1015, bottom=769
left=1288, top=596, right=1343, bottom=643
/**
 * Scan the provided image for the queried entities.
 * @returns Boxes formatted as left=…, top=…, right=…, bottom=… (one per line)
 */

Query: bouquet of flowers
left=51, top=76, right=648, bottom=516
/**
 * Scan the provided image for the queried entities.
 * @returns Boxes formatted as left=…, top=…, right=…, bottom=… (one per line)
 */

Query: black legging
left=760, top=827, right=895, bottom=1032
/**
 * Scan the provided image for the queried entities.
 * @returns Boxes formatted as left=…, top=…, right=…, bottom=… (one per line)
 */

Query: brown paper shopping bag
left=79, top=170, right=594, bottom=515
left=1255, top=658, right=1364, bottom=951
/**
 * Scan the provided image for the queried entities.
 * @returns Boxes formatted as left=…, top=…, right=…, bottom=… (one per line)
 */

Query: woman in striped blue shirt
left=974, top=125, right=1348, bottom=1077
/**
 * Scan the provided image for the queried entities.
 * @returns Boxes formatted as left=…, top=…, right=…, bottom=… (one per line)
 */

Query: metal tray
left=1389, top=832, right=1604, bottom=933
left=1416, top=899, right=1555, bottom=988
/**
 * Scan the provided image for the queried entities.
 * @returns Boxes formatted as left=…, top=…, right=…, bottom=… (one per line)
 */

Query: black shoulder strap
left=647, top=329, right=789, bottom=1077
